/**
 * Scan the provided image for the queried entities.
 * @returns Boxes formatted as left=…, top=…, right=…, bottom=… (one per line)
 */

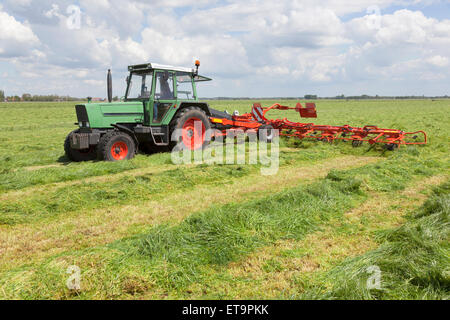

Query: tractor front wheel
left=97, top=131, right=136, bottom=161
left=64, top=130, right=97, bottom=162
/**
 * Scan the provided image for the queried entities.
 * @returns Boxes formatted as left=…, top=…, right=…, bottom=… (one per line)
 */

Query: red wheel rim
left=111, top=141, right=128, bottom=160
left=182, top=117, right=205, bottom=150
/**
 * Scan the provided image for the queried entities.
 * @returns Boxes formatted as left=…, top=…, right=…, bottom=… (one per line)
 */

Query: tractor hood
left=75, top=102, right=144, bottom=129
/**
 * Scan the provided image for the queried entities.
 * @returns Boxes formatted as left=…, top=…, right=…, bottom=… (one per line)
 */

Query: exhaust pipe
left=107, top=69, right=112, bottom=103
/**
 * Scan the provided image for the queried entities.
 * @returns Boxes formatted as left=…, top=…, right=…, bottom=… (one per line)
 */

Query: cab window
left=176, top=72, right=195, bottom=100
left=126, top=72, right=152, bottom=100
left=155, top=71, right=174, bottom=100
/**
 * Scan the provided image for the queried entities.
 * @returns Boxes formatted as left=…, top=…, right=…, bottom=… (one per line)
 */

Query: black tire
left=169, top=106, right=211, bottom=150
left=385, top=143, right=398, bottom=151
left=64, top=130, right=97, bottom=162
left=97, top=131, right=136, bottom=161
left=352, top=140, right=363, bottom=148
left=257, top=124, right=275, bottom=143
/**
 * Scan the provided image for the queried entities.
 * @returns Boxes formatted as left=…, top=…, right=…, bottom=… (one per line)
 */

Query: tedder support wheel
left=257, top=124, right=275, bottom=143
left=352, top=140, right=363, bottom=148
left=97, top=131, right=136, bottom=161
left=170, top=106, right=211, bottom=150
left=64, top=130, right=97, bottom=162
left=384, top=143, right=399, bottom=151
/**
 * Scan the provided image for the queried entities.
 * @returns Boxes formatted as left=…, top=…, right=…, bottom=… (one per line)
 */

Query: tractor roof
left=128, top=63, right=211, bottom=82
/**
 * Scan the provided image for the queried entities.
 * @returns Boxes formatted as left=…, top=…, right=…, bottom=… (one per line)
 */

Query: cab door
left=150, top=70, right=177, bottom=125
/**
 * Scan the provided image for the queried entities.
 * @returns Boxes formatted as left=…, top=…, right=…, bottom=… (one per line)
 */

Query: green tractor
left=65, top=61, right=232, bottom=161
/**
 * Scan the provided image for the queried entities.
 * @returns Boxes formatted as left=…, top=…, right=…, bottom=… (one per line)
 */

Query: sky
left=0, top=0, right=449, bottom=98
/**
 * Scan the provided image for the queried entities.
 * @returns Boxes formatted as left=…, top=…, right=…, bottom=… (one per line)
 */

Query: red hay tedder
left=210, top=102, right=427, bottom=150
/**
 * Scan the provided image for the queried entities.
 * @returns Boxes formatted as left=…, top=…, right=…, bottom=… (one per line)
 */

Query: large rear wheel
left=64, top=130, right=97, bottom=162
left=170, top=107, right=211, bottom=150
left=97, top=131, right=136, bottom=161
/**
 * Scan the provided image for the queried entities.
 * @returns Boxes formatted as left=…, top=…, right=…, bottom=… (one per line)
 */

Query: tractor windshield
left=176, top=72, right=195, bottom=100
left=126, top=72, right=153, bottom=100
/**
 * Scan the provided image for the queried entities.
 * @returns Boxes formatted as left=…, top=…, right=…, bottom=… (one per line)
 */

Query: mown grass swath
left=0, top=142, right=346, bottom=225
left=0, top=164, right=253, bottom=225
left=298, top=181, right=449, bottom=300
left=89, top=149, right=445, bottom=295
left=0, top=138, right=338, bottom=193
left=0, top=152, right=170, bottom=192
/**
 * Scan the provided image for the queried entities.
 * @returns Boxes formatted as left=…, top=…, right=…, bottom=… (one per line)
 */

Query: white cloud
left=44, top=4, right=61, bottom=19
left=0, top=9, right=39, bottom=57
left=0, top=1, right=449, bottom=97
left=348, top=9, right=450, bottom=45
left=83, top=79, right=104, bottom=86
left=426, top=55, right=449, bottom=67
left=343, top=9, right=450, bottom=86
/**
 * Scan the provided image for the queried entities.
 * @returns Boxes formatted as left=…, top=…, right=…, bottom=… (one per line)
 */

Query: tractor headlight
left=78, top=121, right=90, bottom=127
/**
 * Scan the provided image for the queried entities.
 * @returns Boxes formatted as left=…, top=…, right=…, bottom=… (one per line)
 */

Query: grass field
left=0, top=99, right=448, bottom=299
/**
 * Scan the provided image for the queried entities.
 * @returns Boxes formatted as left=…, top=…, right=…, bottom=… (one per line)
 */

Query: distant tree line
left=1, top=89, right=448, bottom=102
left=13, top=93, right=84, bottom=102
left=325, top=94, right=449, bottom=100
left=203, top=94, right=449, bottom=100
left=203, top=97, right=304, bottom=100
left=0, top=90, right=87, bottom=102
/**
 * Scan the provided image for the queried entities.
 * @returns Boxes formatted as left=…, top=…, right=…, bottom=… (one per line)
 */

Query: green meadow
left=0, top=99, right=448, bottom=299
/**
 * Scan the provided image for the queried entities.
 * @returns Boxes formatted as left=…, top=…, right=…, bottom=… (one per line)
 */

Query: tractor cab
left=124, top=63, right=211, bottom=126
left=66, top=61, right=217, bottom=162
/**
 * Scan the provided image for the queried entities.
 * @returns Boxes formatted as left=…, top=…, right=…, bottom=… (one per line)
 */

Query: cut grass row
left=297, top=180, right=449, bottom=300
left=0, top=147, right=445, bottom=299
left=122, top=151, right=445, bottom=298
left=0, top=140, right=341, bottom=192
left=0, top=151, right=171, bottom=192
left=184, top=175, right=446, bottom=299
left=0, top=163, right=251, bottom=225
left=0, top=133, right=443, bottom=195
left=0, top=155, right=377, bottom=271
left=0, top=143, right=350, bottom=225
